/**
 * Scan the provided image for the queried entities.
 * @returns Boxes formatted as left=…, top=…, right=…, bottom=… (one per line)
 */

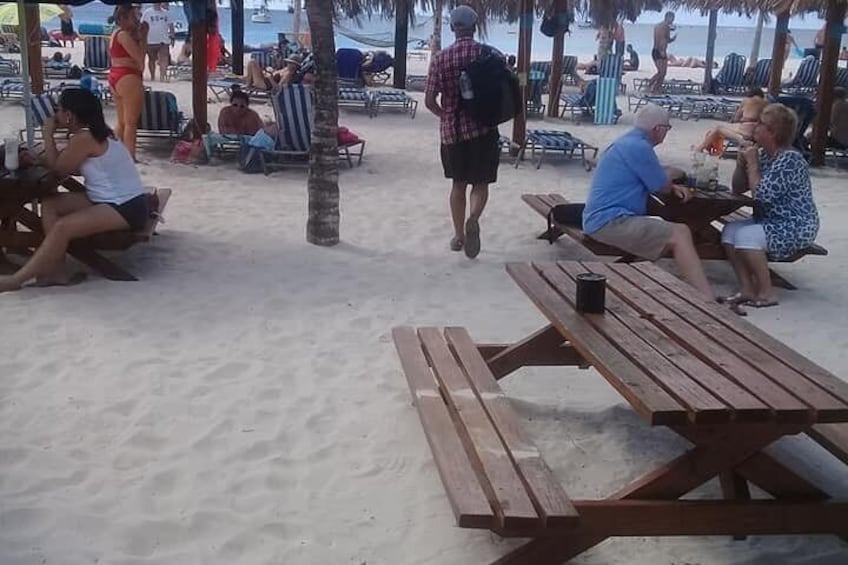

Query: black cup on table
left=576, top=273, right=606, bottom=314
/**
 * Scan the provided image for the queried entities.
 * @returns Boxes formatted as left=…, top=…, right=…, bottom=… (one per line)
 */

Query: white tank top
left=79, top=138, right=145, bottom=205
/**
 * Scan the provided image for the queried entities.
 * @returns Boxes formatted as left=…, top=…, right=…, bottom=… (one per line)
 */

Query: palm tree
left=306, top=0, right=341, bottom=246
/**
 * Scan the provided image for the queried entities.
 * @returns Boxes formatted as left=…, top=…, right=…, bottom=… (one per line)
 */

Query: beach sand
left=1, top=44, right=848, bottom=565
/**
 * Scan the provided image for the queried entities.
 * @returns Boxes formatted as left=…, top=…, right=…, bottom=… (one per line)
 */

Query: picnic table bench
left=523, top=192, right=820, bottom=290
left=0, top=143, right=171, bottom=281
left=393, top=260, right=848, bottom=564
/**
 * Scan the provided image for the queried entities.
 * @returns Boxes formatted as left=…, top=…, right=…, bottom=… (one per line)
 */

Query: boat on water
left=251, top=0, right=272, bottom=24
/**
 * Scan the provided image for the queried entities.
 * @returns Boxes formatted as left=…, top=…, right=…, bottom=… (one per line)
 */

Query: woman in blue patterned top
left=723, top=103, right=819, bottom=308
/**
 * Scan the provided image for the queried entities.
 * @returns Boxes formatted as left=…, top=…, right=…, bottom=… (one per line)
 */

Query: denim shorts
left=104, top=194, right=149, bottom=231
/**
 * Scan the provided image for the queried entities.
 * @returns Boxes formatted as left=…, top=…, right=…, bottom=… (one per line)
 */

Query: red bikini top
left=110, top=31, right=132, bottom=59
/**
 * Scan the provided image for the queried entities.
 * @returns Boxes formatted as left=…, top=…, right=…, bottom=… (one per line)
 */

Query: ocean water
left=65, top=3, right=824, bottom=62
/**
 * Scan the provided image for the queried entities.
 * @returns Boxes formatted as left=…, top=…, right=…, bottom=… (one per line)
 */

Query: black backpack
left=462, top=45, right=521, bottom=127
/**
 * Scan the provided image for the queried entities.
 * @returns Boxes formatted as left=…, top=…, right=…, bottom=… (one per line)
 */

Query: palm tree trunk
left=748, top=11, right=765, bottom=68
left=431, top=0, right=443, bottom=53
left=306, top=0, right=340, bottom=246
left=393, top=0, right=409, bottom=89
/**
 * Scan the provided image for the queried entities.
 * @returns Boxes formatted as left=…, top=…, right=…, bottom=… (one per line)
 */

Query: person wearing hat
left=425, top=5, right=501, bottom=259
left=582, top=104, right=714, bottom=299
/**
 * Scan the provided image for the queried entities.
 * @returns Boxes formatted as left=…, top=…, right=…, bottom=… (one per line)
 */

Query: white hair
left=634, top=104, right=670, bottom=132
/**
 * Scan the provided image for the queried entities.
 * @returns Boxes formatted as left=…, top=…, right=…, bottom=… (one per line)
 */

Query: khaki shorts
left=588, top=216, right=674, bottom=261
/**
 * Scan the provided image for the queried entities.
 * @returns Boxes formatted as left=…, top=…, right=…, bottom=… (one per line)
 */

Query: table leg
left=478, top=324, right=586, bottom=380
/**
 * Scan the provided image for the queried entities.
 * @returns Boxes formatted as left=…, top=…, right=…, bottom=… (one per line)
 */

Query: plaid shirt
left=426, top=36, right=493, bottom=145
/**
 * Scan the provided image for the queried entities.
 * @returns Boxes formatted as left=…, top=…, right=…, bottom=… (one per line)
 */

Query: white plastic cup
left=4, top=137, right=19, bottom=172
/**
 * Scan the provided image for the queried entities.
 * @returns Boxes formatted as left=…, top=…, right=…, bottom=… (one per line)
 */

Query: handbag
left=546, top=203, right=585, bottom=243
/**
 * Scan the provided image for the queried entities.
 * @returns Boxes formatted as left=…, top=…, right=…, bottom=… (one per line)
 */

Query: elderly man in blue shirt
left=582, top=104, right=713, bottom=298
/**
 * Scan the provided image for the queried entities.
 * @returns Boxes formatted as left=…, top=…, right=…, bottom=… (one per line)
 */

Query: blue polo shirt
left=582, top=128, right=669, bottom=234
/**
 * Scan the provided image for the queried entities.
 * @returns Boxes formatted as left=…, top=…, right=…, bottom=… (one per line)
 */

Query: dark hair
left=230, top=90, right=249, bottom=104
left=835, top=87, right=847, bottom=100
left=746, top=87, right=765, bottom=98
left=112, top=5, right=136, bottom=25
left=58, top=88, right=113, bottom=142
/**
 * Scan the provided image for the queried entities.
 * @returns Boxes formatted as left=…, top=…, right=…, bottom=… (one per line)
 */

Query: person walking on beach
left=648, top=11, right=676, bottom=93
left=612, top=21, right=625, bottom=57
left=142, top=3, right=174, bottom=82
left=424, top=6, right=500, bottom=259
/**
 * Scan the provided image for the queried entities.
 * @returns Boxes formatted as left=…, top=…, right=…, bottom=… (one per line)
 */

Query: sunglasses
left=231, top=102, right=248, bottom=108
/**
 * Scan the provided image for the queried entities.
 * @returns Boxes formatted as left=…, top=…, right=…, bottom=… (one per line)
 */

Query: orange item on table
left=708, top=134, right=725, bottom=156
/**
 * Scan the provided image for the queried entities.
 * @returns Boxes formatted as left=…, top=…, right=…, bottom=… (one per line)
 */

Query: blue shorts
left=103, top=194, right=149, bottom=231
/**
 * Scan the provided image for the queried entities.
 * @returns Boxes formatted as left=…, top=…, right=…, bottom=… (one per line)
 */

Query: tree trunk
left=306, top=0, right=340, bottom=246
left=293, top=0, right=301, bottom=38
left=703, top=9, right=717, bottom=94
left=748, top=11, right=765, bottom=69
left=768, top=12, right=789, bottom=97
left=546, top=0, right=569, bottom=118
left=24, top=4, right=43, bottom=95
left=512, top=0, right=533, bottom=149
left=810, top=0, right=846, bottom=166
left=191, top=12, right=208, bottom=137
left=393, top=0, right=409, bottom=89
left=431, top=0, right=443, bottom=54
left=232, top=0, right=244, bottom=75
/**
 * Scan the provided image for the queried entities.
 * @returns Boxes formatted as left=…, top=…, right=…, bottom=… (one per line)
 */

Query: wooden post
left=191, top=14, right=208, bottom=136
left=231, top=0, right=244, bottom=75
left=546, top=0, right=569, bottom=118
left=393, top=0, right=409, bottom=89
left=748, top=11, right=766, bottom=68
left=810, top=0, right=847, bottom=167
left=24, top=5, right=43, bottom=95
left=703, top=9, right=717, bottom=94
left=431, top=0, right=443, bottom=53
left=512, top=0, right=532, bottom=149
left=768, top=12, right=790, bottom=97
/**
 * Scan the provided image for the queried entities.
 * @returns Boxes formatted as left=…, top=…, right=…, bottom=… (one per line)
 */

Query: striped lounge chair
left=713, top=53, right=746, bottom=94
left=515, top=129, right=599, bottom=170
left=83, top=36, right=110, bottom=76
left=259, top=84, right=365, bottom=173
left=594, top=55, right=622, bottom=125
left=560, top=55, right=579, bottom=87
left=137, top=90, right=186, bottom=140
left=18, top=93, right=69, bottom=141
left=338, top=86, right=375, bottom=117
left=372, top=89, right=418, bottom=118
left=251, top=49, right=282, bottom=71
left=783, top=56, right=820, bottom=95
left=748, top=59, right=772, bottom=89
left=0, top=57, right=20, bottom=77
left=837, top=68, right=848, bottom=88
left=527, top=61, right=551, bottom=117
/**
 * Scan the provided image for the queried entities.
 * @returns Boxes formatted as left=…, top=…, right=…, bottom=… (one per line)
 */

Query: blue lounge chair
left=712, top=53, right=746, bottom=94
left=748, top=59, right=772, bottom=89
left=137, top=90, right=186, bottom=140
left=595, top=55, right=623, bottom=124
left=560, top=55, right=579, bottom=87
left=0, top=57, right=19, bottom=77
left=337, top=48, right=365, bottom=88
left=783, top=56, right=820, bottom=95
left=527, top=61, right=551, bottom=117
left=837, top=68, right=848, bottom=89
left=338, top=86, right=375, bottom=117
left=83, top=36, right=110, bottom=76
left=372, top=89, right=418, bottom=118
left=515, top=129, right=598, bottom=170
left=260, top=84, right=365, bottom=173
left=251, top=49, right=282, bottom=71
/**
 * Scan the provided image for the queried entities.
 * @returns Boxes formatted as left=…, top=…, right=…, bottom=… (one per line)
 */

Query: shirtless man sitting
left=648, top=12, right=676, bottom=93
left=695, top=88, right=767, bottom=154
left=218, top=90, right=263, bottom=136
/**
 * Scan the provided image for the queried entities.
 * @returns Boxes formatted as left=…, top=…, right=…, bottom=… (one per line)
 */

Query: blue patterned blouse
left=755, top=149, right=819, bottom=260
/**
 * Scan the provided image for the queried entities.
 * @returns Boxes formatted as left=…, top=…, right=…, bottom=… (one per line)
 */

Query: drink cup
left=4, top=137, right=20, bottom=172
left=576, top=273, right=606, bottom=314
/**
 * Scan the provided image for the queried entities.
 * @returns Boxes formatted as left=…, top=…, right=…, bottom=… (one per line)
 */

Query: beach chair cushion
left=750, top=59, right=772, bottom=88
left=273, top=83, right=313, bottom=153
left=138, top=90, right=183, bottom=136
left=83, top=36, right=110, bottom=72
left=31, top=93, right=56, bottom=125
left=785, top=56, right=820, bottom=92
left=714, top=53, right=746, bottom=92
left=337, top=48, right=365, bottom=87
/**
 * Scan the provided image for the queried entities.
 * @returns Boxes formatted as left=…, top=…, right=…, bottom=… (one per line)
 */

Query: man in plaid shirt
left=425, top=6, right=500, bottom=259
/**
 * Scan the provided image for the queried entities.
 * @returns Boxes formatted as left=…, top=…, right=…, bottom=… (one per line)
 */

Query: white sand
left=1, top=44, right=848, bottom=565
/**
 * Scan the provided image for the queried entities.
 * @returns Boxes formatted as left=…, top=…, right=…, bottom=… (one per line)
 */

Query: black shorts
left=440, top=129, right=500, bottom=185
left=651, top=48, right=666, bottom=61
left=104, top=194, right=149, bottom=231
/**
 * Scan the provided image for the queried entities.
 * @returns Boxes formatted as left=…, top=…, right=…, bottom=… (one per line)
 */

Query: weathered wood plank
left=484, top=324, right=584, bottom=380
left=391, top=327, right=494, bottom=529
left=506, top=262, right=687, bottom=425
left=418, top=327, right=540, bottom=530
left=808, top=424, right=848, bottom=466
left=445, top=327, right=579, bottom=529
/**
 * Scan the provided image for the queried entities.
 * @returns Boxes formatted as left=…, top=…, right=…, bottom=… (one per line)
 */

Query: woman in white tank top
left=0, top=88, right=148, bottom=292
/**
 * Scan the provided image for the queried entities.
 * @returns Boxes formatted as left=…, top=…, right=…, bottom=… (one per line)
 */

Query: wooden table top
left=507, top=260, right=848, bottom=427
left=0, top=166, right=60, bottom=202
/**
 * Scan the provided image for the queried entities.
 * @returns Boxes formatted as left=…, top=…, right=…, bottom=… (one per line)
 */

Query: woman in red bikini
left=108, top=5, right=147, bottom=161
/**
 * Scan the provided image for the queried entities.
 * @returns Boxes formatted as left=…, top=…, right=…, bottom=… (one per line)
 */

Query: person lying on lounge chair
left=666, top=53, right=717, bottom=69
left=696, top=88, right=767, bottom=154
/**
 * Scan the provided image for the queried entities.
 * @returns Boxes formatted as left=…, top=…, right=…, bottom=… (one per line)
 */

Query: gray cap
left=450, top=6, right=478, bottom=29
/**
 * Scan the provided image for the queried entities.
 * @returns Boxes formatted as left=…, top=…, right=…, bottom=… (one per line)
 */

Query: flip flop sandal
left=717, top=292, right=752, bottom=305
left=450, top=237, right=464, bottom=252
left=32, top=272, right=88, bottom=288
left=744, top=299, right=779, bottom=308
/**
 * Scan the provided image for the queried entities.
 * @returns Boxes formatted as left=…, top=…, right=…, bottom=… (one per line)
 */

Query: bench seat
left=716, top=209, right=828, bottom=263
left=392, top=326, right=578, bottom=533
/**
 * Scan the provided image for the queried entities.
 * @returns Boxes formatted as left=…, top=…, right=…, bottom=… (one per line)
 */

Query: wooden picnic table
left=648, top=185, right=753, bottom=260
left=487, top=259, right=848, bottom=563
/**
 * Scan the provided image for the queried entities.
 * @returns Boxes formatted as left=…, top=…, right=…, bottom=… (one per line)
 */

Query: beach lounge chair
left=251, top=49, right=282, bottom=71
left=372, top=89, right=418, bottom=118
left=0, top=57, right=20, bottom=77
left=137, top=90, right=186, bottom=141
left=527, top=61, right=551, bottom=117
left=712, top=53, right=746, bottom=94
left=259, top=84, right=365, bottom=174
left=515, top=129, right=598, bottom=170
left=338, top=86, right=375, bottom=117
left=83, top=36, right=110, bottom=77
left=748, top=58, right=772, bottom=89
left=594, top=55, right=623, bottom=125
left=18, top=93, right=63, bottom=141
left=560, top=55, right=579, bottom=87
left=725, top=94, right=815, bottom=160
left=783, top=56, right=820, bottom=95
left=837, top=68, right=848, bottom=89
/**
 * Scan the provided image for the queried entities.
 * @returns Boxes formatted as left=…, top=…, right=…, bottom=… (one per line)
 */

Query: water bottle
left=4, top=137, right=19, bottom=172
left=706, top=156, right=719, bottom=190
left=690, top=151, right=705, bottom=188
left=459, top=70, right=474, bottom=101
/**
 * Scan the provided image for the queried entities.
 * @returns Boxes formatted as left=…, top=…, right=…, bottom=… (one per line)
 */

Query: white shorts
left=721, top=218, right=767, bottom=251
